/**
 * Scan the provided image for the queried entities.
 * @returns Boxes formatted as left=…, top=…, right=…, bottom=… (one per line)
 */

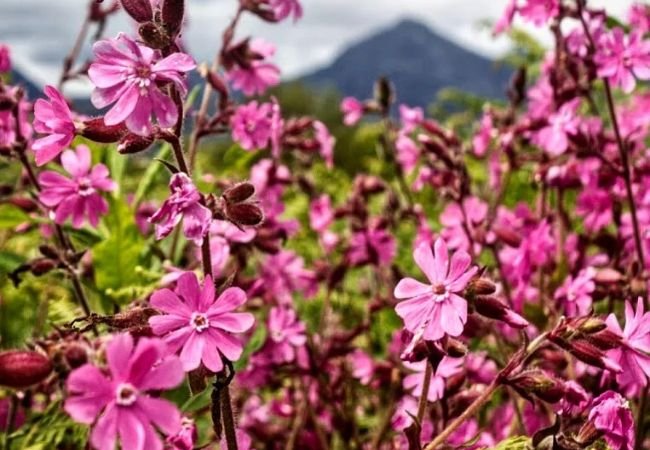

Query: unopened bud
left=225, top=203, right=264, bottom=226
left=593, top=268, right=623, bottom=284
left=568, top=340, right=621, bottom=372
left=508, top=370, right=565, bottom=403
left=38, top=244, right=59, bottom=259
left=445, top=338, right=468, bottom=358
left=162, top=0, right=184, bottom=35
left=31, top=258, right=56, bottom=276
left=587, top=329, right=623, bottom=351
left=63, top=344, right=88, bottom=369
left=80, top=118, right=126, bottom=143
left=118, top=133, right=154, bottom=154
left=474, top=296, right=528, bottom=329
left=120, top=0, right=153, bottom=22
left=577, top=316, right=607, bottom=334
left=8, top=197, right=38, bottom=212
left=468, top=278, right=497, bottom=296
left=138, top=22, right=171, bottom=49
left=223, top=182, right=255, bottom=204
left=0, top=350, right=53, bottom=389
left=492, top=225, right=522, bottom=247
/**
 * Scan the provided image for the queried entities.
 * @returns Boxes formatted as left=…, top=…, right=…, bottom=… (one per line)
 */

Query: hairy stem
left=416, top=362, right=433, bottom=426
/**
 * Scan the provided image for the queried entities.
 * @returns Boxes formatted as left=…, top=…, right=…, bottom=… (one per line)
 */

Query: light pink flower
left=595, top=28, right=650, bottom=94
left=605, top=298, right=650, bottom=395
left=533, top=99, right=581, bottom=156
left=588, top=391, right=635, bottom=450
left=227, top=39, right=280, bottom=96
left=347, top=225, right=396, bottom=267
left=88, top=33, right=196, bottom=135
left=231, top=101, right=273, bottom=151
left=403, top=357, right=463, bottom=402
left=32, top=85, right=77, bottom=166
left=314, top=120, right=335, bottom=168
left=440, top=196, right=488, bottom=254
left=149, top=271, right=254, bottom=372
left=270, top=0, right=303, bottom=22
left=253, top=250, right=317, bottom=304
left=472, top=112, right=493, bottom=157
left=0, top=89, right=31, bottom=148
left=396, top=134, right=419, bottom=175
left=38, top=145, right=115, bottom=228
left=0, top=44, right=10, bottom=73
left=349, top=349, right=375, bottom=385
left=167, top=418, right=196, bottom=450
left=628, top=3, right=650, bottom=34
left=64, top=333, right=184, bottom=450
left=519, top=0, right=560, bottom=26
left=399, top=104, right=423, bottom=133
left=264, top=306, right=307, bottom=364
left=394, top=238, right=477, bottom=341
left=554, top=267, right=596, bottom=318
left=148, top=173, right=212, bottom=246
left=341, top=97, right=363, bottom=126
left=494, top=0, right=516, bottom=35
left=309, top=194, right=334, bottom=232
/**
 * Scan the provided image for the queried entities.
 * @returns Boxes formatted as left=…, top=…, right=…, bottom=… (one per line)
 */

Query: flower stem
left=416, top=362, right=433, bottom=425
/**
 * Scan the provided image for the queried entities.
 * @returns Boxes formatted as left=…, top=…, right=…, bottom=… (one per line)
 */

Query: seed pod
left=80, top=117, right=127, bottom=143
left=223, top=182, right=255, bottom=204
left=568, top=340, right=621, bottom=372
left=0, top=350, right=53, bottom=389
left=120, top=0, right=153, bottom=23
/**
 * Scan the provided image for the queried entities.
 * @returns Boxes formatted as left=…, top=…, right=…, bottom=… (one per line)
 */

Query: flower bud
left=8, top=197, right=38, bottom=213
left=373, top=76, right=394, bottom=113
left=80, top=118, right=127, bottom=143
left=118, top=133, right=154, bottom=154
left=508, top=370, right=565, bottom=403
left=444, top=338, right=468, bottom=358
left=593, top=268, right=623, bottom=284
left=0, top=350, right=53, bottom=389
left=468, top=278, right=497, bottom=296
left=577, top=316, right=608, bottom=334
left=586, top=329, right=623, bottom=351
left=567, top=340, right=621, bottom=372
left=162, top=0, right=184, bottom=35
left=138, top=22, right=171, bottom=49
left=492, top=225, right=522, bottom=247
left=473, top=296, right=528, bottom=329
left=63, top=344, right=88, bottom=369
left=223, top=182, right=255, bottom=204
left=120, top=0, right=153, bottom=23
left=30, top=258, right=57, bottom=276
left=225, top=203, right=264, bottom=226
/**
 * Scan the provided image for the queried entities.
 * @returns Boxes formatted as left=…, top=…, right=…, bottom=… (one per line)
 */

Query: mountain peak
left=301, top=18, right=511, bottom=107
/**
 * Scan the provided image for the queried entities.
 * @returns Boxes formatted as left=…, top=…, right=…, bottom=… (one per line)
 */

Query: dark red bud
left=120, top=0, right=153, bottom=22
left=468, top=278, right=497, bottom=296
left=138, top=22, right=171, bottom=49
left=474, top=296, right=528, bottom=329
left=508, top=370, right=565, bottom=403
left=568, top=340, right=621, bottom=372
left=63, top=345, right=88, bottom=369
left=445, top=338, right=468, bottom=357
left=0, top=350, right=53, bottom=389
left=80, top=118, right=127, bottom=143
left=118, top=133, right=154, bottom=154
left=492, top=225, right=522, bottom=247
left=373, top=76, right=394, bottom=112
left=587, top=329, right=623, bottom=351
left=8, top=197, right=39, bottom=213
left=38, top=244, right=59, bottom=259
left=223, top=182, right=255, bottom=204
left=162, top=0, right=184, bottom=35
left=226, top=203, right=264, bottom=226
left=30, top=258, right=57, bottom=276
left=200, top=66, right=229, bottom=98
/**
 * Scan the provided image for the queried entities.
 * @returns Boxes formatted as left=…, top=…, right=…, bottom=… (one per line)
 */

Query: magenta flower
left=167, top=418, right=197, bottom=450
left=472, top=112, right=493, bottom=157
left=148, top=173, right=212, bottom=246
left=253, top=250, right=317, bottom=305
left=88, top=33, right=196, bottom=136
left=440, top=196, right=488, bottom=254
left=264, top=306, right=307, bottom=364
left=576, top=187, right=613, bottom=233
left=231, top=101, right=273, bottom=151
left=395, top=134, right=419, bottom=175
left=0, top=44, right=10, bottom=73
left=628, top=3, right=650, bottom=34
left=518, top=0, right=560, bottom=26
left=347, top=225, right=396, bottom=267
left=309, top=194, right=334, bottom=232
left=38, top=145, right=115, bottom=228
left=605, top=298, right=650, bottom=395
left=595, top=28, right=650, bottom=93
left=64, top=333, right=184, bottom=450
left=533, top=99, right=581, bottom=156
left=493, top=0, right=516, bottom=35
left=349, top=349, right=375, bottom=385
left=554, top=268, right=596, bottom=318
left=32, top=85, right=77, bottom=166
left=588, top=391, right=635, bottom=450
left=149, top=271, right=254, bottom=372
left=399, top=104, right=423, bottom=133
left=227, top=39, right=280, bottom=96
left=0, top=89, right=32, bottom=148
left=270, top=0, right=302, bottom=22
left=341, top=97, right=363, bottom=126
left=314, top=120, right=335, bottom=168
left=394, top=238, right=477, bottom=341
left=403, top=357, right=463, bottom=402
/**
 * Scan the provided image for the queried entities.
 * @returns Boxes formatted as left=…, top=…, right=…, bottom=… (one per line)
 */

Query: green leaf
left=0, top=204, right=30, bottom=229
left=134, top=143, right=171, bottom=205
left=107, top=145, right=127, bottom=195
left=492, top=436, right=531, bottom=450
left=182, top=386, right=212, bottom=412
left=0, top=251, right=25, bottom=275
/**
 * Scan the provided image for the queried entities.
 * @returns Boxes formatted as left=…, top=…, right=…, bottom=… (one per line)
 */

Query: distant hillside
left=300, top=19, right=512, bottom=107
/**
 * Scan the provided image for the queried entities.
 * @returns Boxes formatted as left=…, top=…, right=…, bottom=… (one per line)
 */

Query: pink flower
left=403, top=357, right=463, bottom=402
left=270, top=0, right=303, bottom=22
left=440, top=196, right=488, bottom=254
left=394, top=238, right=477, bottom=341
left=314, top=120, right=335, bottom=168
left=148, top=173, right=212, bottom=246
left=253, top=250, right=317, bottom=304
left=533, top=99, right=581, bottom=156
left=554, top=268, right=596, bottom=318
left=88, top=33, right=196, bottom=136
left=0, top=89, right=31, bottom=148
left=347, top=225, right=396, bottom=267
left=32, top=85, right=77, bottom=166
left=576, top=187, right=613, bottom=233
left=38, top=145, right=115, bottom=228
left=399, top=104, right=423, bottom=133
left=493, top=0, right=516, bottom=35
left=341, top=97, right=363, bottom=126
left=518, top=0, right=560, bottom=26
left=64, top=333, right=184, bottom=450
left=227, top=39, right=280, bottom=96
left=309, top=194, right=334, bottom=232
left=556, top=380, right=590, bottom=417
left=396, top=134, right=419, bottom=175
left=588, top=391, right=635, bottom=450
left=231, top=101, right=273, bottom=151
left=629, top=3, right=650, bottom=34
left=605, top=298, right=650, bottom=395
left=149, top=271, right=254, bottom=372
left=200, top=221, right=255, bottom=275
left=264, top=306, right=306, bottom=364
left=472, top=112, right=493, bottom=157
left=0, top=44, right=10, bottom=73
left=595, top=28, right=650, bottom=94
left=349, top=349, right=375, bottom=385
left=167, top=418, right=197, bottom=450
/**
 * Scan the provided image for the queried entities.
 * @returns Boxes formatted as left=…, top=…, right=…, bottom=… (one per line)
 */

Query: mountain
left=300, top=19, right=512, bottom=108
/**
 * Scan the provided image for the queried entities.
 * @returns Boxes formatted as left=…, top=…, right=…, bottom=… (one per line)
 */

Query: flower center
left=115, top=383, right=137, bottom=406
left=77, top=177, right=95, bottom=196
left=190, top=312, right=209, bottom=332
left=271, top=329, right=284, bottom=342
left=433, top=283, right=447, bottom=295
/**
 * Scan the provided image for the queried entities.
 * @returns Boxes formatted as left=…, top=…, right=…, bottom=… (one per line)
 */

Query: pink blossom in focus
left=595, top=28, right=650, bottom=94
left=149, top=271, right=254, bottom=372
left=605, top=298, right=650, bottom=395
left=88, top=33, right=196, bottom=136
left=64, top=333, right=184, bottom=450
left=518, top=0, right=560, bottom=26
left=588, top=391, right=635, bottom=450
left=231, top=101, right=273, bottom=150
left=403, top=357, right=463, bottom=402
left=394, top=238, right=477, bottom=341
left=0, top=44, right=10, bottom=73
left=533, top=99, right=581, bottom=156
left=32, top=85, right=77, bottom=166
left=38, top=145, right=115, bottom=228
left=554, top=267, right=596, bottom=317
left=314, top=120, right=335, bottom=168
left=227, top=39, right=280, bottom=96
left=270, top=0, right=303, bottom=22
left=148, top=173, right=212, bottom=246
left=341, top=97, right=363, bottom=126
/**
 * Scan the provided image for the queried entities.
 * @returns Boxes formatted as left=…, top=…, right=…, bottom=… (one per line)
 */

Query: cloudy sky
left=0, top=0, right=637, bottom=94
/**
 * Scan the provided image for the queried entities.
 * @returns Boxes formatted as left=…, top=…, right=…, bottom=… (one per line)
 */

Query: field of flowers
left=1, top=0, right=650, bottom=449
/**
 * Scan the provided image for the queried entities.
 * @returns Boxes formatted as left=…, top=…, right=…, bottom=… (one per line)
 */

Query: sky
left=0, top=0, right=638, bottom=94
